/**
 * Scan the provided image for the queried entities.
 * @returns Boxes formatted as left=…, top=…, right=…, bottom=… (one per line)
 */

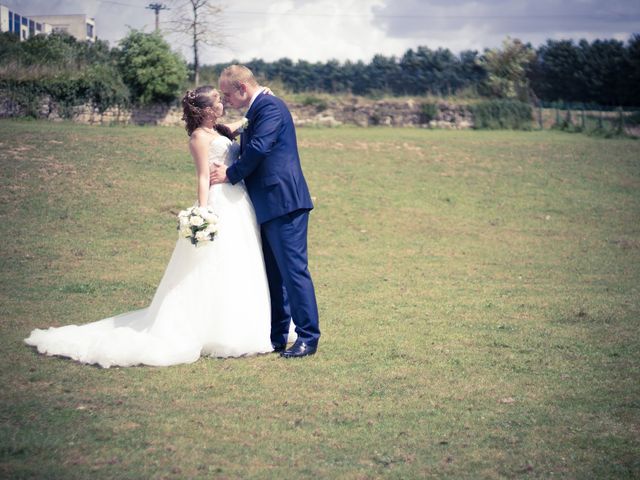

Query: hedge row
left=0, top=66, right=129, bottom=117
left=470, top=100, right=533, bottom=130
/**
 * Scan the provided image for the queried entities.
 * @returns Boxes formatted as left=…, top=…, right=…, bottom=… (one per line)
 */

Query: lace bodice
left=209, top=136, right=240, bottom=167
left=206, top=136, right=245, bottom=207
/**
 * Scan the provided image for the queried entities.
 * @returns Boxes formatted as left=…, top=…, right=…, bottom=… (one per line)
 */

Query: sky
left=5, top=0, right=640, bottom=65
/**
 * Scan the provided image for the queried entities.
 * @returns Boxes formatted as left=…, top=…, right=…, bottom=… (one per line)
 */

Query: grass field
left=1, top=120, right=639, bottom=479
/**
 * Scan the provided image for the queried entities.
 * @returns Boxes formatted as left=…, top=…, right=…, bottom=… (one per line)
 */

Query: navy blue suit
left=226, top=92, right=320, bottom=346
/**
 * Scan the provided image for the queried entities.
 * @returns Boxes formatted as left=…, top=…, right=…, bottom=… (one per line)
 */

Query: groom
left=210, top=65, right=320, bottom=358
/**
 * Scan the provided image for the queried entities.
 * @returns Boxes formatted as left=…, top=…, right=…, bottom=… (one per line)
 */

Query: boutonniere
left=238, top=117, right=249, bottom=133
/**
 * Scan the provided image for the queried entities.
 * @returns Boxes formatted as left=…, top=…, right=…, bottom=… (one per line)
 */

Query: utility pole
left=146, top=3, right=169, bottom=32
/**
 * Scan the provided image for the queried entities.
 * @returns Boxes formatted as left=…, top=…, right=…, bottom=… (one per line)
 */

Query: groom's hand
left=210, top=162, right=228, bottom=185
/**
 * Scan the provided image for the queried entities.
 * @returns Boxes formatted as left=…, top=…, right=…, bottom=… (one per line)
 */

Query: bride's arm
left=188, top=131, right=211, bottom=207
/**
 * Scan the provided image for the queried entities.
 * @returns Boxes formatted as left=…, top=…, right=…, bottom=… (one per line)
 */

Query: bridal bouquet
left=177, top=206, right=219, bottom=246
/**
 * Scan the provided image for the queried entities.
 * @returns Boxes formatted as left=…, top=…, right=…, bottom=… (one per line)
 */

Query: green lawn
left=1, top=120, right=639, bottom=479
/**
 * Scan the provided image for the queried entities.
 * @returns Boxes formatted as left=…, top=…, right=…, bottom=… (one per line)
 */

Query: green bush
left=0, top=32, right=21, bottom=64
left=117, top=31, right=188, bottom=105
left=420, top=102, right=438, bottom=123
left=470, top=99, right=533, bottom=129
left=82, top=64, right=130, bottom=112
left=301, top=95, right=328, bottom=111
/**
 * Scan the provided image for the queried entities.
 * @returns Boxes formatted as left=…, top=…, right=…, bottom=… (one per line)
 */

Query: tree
left=581, top=39, right=627, bottom=105
left=399, top=48, right=423, bottom=95
left=623, top=34, right=640, bottom=106
left=457, top=50, right=486, bottom=93
left=168, top=0, right=225, bottom=86
left=531, top=37, right=638, bottom=106
left=530, top=39, right=585, bottom=103
left=344, top=60, right=369, bottom=95
left=369, top=54, right=399, bottom=94
left=117, top=30, right=187, bottom=104
left=419, top=47, right=462, bottom=95
left=480, top=37, right=536, bottom=101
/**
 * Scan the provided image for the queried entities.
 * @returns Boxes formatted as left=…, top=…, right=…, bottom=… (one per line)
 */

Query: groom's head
left=219, top=65, right=259, bottom=110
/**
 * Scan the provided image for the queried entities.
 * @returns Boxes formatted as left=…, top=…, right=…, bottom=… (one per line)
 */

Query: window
left=14, top=14, right=20, bottom=34
left=8, top=11, right=12, bottom=31
left=36, top=23, right=42, bottom=32
left=21, top=16, right=27, bottom=26
left=87, top=23, right=94, bottom=38
left=29, top=19, right=35, bottom=36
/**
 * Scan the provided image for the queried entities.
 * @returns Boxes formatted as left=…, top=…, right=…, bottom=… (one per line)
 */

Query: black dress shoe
left=272, top=343, right=286, bottom=353
left=280, top=340, right=317, bottom=358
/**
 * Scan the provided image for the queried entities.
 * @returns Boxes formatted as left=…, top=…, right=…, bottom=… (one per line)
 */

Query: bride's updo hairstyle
left=181, top=85, right=233, bottom=139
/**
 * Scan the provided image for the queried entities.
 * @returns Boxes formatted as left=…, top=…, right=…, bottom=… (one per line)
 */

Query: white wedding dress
left=25, top=136, right=281, bottom=367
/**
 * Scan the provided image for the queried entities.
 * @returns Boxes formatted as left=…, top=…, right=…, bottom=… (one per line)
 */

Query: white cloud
left=206, top=0, right=414, bottom=63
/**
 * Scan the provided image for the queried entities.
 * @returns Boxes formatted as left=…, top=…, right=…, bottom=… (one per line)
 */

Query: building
left=29, top=14, right=96, bottom=42
left=0, top=4, right=52, bottom=40
left=0, top=4, right=95, bottom=42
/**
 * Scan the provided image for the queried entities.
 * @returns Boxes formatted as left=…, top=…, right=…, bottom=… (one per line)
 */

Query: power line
left=96, top=0, right=148, bottom=8
left=92, top=1, right=639, bottom=21
left=222, top=10, right=637, bottom=20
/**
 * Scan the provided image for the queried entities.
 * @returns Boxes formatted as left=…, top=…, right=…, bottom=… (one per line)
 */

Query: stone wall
left=291, top=97, right=473, bottom=129
left=0, top=91, right=474, bottom=129
left=0, top=93, right=189, bottom=126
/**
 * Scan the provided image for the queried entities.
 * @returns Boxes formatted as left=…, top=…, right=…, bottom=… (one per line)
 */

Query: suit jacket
left=226, top=92, right=314, bottom=224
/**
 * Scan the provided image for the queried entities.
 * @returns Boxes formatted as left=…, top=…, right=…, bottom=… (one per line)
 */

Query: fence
left=534, top=102, right=640, bottom=137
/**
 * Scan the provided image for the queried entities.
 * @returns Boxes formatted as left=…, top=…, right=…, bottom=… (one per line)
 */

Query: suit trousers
left=261, top=209, right=320, bottom=346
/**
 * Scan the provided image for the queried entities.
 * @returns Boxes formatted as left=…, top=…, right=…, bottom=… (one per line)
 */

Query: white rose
left=199, top=207, right=214, bottom=219
left=178, top=209, right=189, bottom=218
left=195, top=230, right=209, bottom=242
left=190, top=215, right=204, bottom=227
left=180, top=227, right=192, bottom=237
left=202, top=210, right=217, bottom=223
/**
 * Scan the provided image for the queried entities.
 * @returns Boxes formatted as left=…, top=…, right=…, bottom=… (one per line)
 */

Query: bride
left=25, top=86, right=283, bottom=367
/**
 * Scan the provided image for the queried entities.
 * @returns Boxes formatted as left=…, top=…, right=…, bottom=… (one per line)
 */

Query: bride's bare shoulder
left=190, top=128, right=211, bottom=142
left=190, top=128, right=221, bottom=145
